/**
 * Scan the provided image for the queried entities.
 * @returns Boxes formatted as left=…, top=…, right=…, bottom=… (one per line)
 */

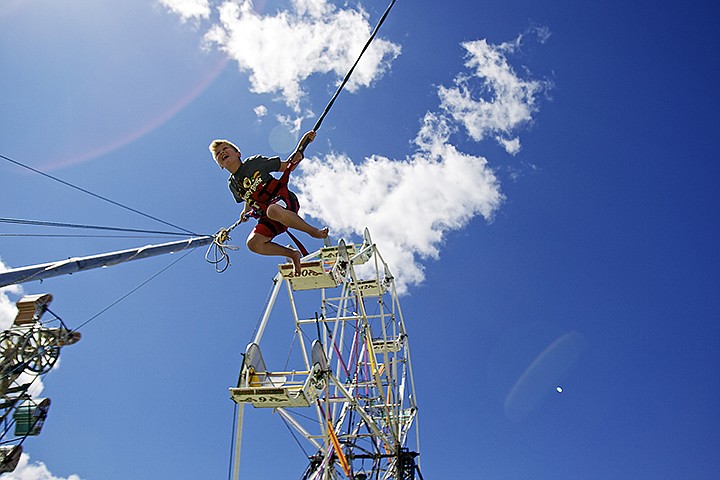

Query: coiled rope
left=205, top=217, right=244, bottom=273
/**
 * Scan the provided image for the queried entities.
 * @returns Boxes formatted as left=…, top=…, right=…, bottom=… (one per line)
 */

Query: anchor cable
left=1, top=153, right=198, bottom=236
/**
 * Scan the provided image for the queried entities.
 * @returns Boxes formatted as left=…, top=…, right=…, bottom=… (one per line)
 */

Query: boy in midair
left=209, top=130, right=328, bottom=274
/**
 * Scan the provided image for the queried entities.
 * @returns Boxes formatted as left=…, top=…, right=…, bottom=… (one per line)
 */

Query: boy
left=209, top=130, right=328, bottom=274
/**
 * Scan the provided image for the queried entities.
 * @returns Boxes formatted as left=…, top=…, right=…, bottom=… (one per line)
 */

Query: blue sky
left=1, top=0, right=719, bottom=478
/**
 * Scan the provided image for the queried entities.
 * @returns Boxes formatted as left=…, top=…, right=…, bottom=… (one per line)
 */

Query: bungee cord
left=309, top=0, right=398, bottom=136
left=211, top=0, right=399, bottom=272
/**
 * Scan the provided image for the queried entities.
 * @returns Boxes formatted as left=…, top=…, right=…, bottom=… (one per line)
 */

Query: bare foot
left=287, top=249, right=302, bottom=275
left=311, top=227, right=329, bottom=239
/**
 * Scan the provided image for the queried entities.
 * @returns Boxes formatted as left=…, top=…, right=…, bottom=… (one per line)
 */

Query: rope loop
left=206, top=219, right=244, bottom=273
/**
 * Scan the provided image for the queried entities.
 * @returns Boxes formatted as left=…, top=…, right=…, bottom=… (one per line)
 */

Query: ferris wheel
left=230, top=229, right=423, bottom=480
left=0, top=294, right=81, bottom=473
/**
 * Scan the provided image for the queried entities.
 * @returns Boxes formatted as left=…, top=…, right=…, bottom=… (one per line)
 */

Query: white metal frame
left=231, top=232, right=420, bottom=480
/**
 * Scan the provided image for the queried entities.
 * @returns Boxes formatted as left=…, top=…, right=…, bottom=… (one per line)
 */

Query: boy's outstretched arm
left=284, top=130, right=316, bottom=171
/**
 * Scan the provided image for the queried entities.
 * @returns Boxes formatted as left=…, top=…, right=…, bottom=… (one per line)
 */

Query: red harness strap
left=249, top=165, right=308, bottom=256
left=286, top=230, right=309, bottom=256
left=249, top=165, right=293, bottom=212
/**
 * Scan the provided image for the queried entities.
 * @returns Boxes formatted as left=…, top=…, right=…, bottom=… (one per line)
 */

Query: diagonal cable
left=1, top=153, right=198, bottom=235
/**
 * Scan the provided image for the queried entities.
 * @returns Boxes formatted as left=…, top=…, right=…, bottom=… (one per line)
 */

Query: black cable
left=280, top=408, right=320, bottom=425
left=0, top=217, right=190, bottom=236
left=1, top=153, right=198, bottom=235
left=0, top=248, right=195, bottom=383
left=0, top=234, right=186, bottom=239
left=311, top=0, right=399, bottom=135
left=72, top=248, right=195, bottom=331
left=279, top=411, right=311, bottom=458
left=0, top=250, right=193, bottom=408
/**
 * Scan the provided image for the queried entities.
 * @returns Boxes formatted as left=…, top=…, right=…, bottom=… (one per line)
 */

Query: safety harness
left=246, top=166, right=292, bottom=215
left=241, top=157, right=309, bottom=256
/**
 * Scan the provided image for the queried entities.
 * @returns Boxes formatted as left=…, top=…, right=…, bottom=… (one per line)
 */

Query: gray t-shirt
left=228, top=155, right=282, bottom=207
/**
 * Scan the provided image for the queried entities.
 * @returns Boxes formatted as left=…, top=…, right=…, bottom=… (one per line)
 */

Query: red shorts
left=252, top=192, right=300, bottom=239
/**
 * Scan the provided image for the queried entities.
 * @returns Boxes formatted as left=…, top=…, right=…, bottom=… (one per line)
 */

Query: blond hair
left=208, top=139, right=241, bottom=161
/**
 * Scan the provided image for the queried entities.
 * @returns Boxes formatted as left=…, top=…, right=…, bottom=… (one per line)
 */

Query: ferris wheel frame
left=230, top=230, right=422, bottom=480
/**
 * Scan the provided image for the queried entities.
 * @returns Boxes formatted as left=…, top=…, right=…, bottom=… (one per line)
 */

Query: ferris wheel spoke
left=22, top=329, right=60, bottom=374
left=0, top=331, right=26, bottom=367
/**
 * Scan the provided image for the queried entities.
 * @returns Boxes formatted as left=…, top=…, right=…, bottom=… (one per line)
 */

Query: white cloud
left=0, top=291, right=19, bottom=331
left=253, top=104, right=267, bottom=118
left=0, top=259, right=22, bottom=331
left=295, top=112, right=504, bottom=293
left=159, top=0, right=211, bottom=22
left=200, top=0, right=401, bottom=110
left=1, top=453, right=82, bottom=480
left=294, top=33, right=549, bottom=292
left=438, top=32, right=550, bottom=154
left=497, top=136, right=521, bottom=155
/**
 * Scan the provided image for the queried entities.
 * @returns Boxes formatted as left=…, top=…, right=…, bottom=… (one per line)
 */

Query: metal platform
left=230, top=342, right=327, bottom=409
left=278, top=240, right=353, bottom=291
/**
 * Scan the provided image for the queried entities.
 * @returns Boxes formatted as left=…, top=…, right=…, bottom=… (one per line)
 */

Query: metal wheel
left=0, top=331, right=26, bottom=367
left=21, top=329, right=59, bottom=374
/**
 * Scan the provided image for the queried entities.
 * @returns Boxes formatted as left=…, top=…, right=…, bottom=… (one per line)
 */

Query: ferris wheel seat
left=349, top=278, right=389, bottom=297
left=278, top=239, right=358, bottom=290
left=230, top=384, right=313, bottom=408
left=13, top=294, right=53, bottom=325
left=247, top=372, right=288, bottom=387
left=371, top=337, right=403, bottom=353
left=13, top=398, right=51, bottom=436
left=231, top=343, right=324, bottom=408
left=320, top=243, right=356, bottom=264
left=230, top=368, right=322, bottom=408
left=0, top=446, right=22, bottom=474
left=279, top=260, right=342, bottom=290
